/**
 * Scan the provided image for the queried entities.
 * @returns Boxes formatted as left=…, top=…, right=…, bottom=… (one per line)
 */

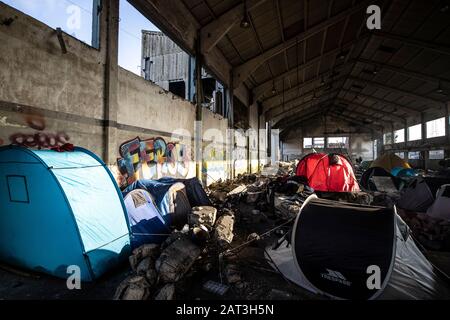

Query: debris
left=154, top=284, right=175, bottom=300
left=189, top=206, right=217, bottom=230
left=224, top=264, right=241, bottom=285
left=155, top=234, right=201, bottom=283
left=136, top=257, right=153, bottom=276
left=114, top=276, right=151, bottom=300
left=227, top=185, right=247, bottom=197
left=202, top=280, right=229, bottom=296
left=190, top=225, right=210, bottom=246
left=214, top=211, right=235, bottom=248
left=129, top=244, right=160, bottom=271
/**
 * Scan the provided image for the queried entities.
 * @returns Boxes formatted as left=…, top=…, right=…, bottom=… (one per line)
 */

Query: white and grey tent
left=426, top=184, right=450, bottom=221
left=266, top=195, right=450, bottom=300
left=397, top=177, right=450, bottom=212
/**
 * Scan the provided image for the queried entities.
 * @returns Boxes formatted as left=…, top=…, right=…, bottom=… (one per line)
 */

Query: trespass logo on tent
left=320, top=269, right=352, bottom=287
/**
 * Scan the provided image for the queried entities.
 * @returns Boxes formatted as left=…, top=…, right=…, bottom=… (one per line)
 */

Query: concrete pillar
left=103, top=0, right=119, bottom=164
left=194, top=36, right=204, bottom=184
left=421, top=112, right=427, bottom=170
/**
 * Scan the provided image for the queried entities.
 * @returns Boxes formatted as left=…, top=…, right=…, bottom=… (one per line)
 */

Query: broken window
left=408, top=124, right=422, bottom=141
left=3, top=0, right=101, bottom=48
left=168, top=80, right=186, bottom=99
left=408, top=151, right=421, bottom=160
left=313, top=137, right=325, bottom=149
left=303, top=138, right=313, bottom=149
left=394, top=129, right=405, bottom=143
left=429, top=150, right=445, bottom=160
left=426, top=117, right=446, bottom=138
left=327, top=137, right=347, bottom=148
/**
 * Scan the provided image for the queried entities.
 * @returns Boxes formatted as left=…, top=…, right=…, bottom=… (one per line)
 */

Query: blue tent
left=0, top=146, right=131, bottom=281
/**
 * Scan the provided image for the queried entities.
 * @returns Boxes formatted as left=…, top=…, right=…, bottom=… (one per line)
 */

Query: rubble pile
left=114, top=204, right=236, bottom=300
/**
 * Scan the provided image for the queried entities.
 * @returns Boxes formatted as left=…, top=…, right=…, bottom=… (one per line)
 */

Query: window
left=328, top=137, right=347, bottom=148
left=426, top=117, right=446, bottom=138
left=429, top=150, right=445, bottom=160
left=395, top=152, right=405, bottom=159
left=313, top=137, right=325, bottom=149
left=394, top=129, right=405, bottom=143
left=7, top=176, right=29, bottom=203
left=408, top=151, right=421, bottom=160
left=408, top=124, right=422, bottom=141
left=303, top=138, right=313, bottom=149
left=383, top=132, right=392, bottom=145
left=168, top=80, right=186, bottom=99
left=3, top=0, right=100, bottom=48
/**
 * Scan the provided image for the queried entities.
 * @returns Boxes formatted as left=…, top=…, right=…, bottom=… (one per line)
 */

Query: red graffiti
left=25, top=114, right=46, bottom=131
left=10, top=132, right=70, bottom=149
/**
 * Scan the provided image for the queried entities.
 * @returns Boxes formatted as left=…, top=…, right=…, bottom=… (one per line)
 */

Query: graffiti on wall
left=9, top=132, right=70, bottom=148
left=0, top=113, right=70, bottom=148
left=117, top=136, right=193, bottom=186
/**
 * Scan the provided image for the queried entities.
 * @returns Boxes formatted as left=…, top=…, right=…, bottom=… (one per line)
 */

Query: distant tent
left=124, top=189, right=170, bottom=248
left=427, top=185, right=450, bottom=221
left=391, top=167, right=417, bottom=178
left=397, top=177, right=450, bottom=212
left=371, top=153, right=411, bottom=173
left=123, top=179, right=191, bottom=228
left=266, top=196, right=450, bottom=299
left=0, top=146, right=131, bottom=281
left=295, top=153, right=360, bottom=192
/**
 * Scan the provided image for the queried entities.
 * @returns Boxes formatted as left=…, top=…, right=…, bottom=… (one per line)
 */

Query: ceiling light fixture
left=240, top=0, right=250, bottom=28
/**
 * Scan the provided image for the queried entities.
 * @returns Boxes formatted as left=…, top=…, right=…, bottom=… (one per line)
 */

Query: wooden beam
left=252, top=34, right=369, bottom=101
left=200, top=0, right=268, bottom=53
left=330, top=111, right=384, bottom=131
left=373, top=31, right=450, bottom=57
left=336, top=98, right=405, bottom=122
left=233, top=0, right=373, bottom=87
left=340, top=89, right=422, bottom=115
left=270, top=96, right=337, bottom=123
left=357, top=58, right=450, bottom=86
left=347, top=76, right=447, bottom=107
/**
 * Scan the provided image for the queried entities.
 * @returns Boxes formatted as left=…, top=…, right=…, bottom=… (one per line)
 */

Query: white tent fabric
left=426, top=185, right=450, bottom=221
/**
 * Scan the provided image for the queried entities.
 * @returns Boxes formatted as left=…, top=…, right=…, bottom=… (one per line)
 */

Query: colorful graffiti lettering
left=9, top=132, right=70, bottom=148
left=117, top=136, right=192, bottom=186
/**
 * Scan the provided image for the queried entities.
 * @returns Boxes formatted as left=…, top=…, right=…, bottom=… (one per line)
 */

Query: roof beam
left=267, top=86, right=341, bottom=120
left=357, top=58, right=450, bottom=86
left=278, top=111, right=325, bottom=131
left=340, top=89, right=421, bottom=115
left=233, top=0, right=373, bottom=88
left=275, top=105, right=331, bottom=129
left=347, top=76, right=447, bottom=107
left=336, top=98, right=405, bottom=122
left=263, top=72, right=348, bottom=111
left=373, top=31, right=450, bottom=57
left=333, top=104, right=391, bottom=126
left=271, top=96, right=337, bottom=123
left=252, top=34, right=369, bottom=101
left=200, top=0, right=268, bottom=53
left=330, top=111, right=383, bottom=131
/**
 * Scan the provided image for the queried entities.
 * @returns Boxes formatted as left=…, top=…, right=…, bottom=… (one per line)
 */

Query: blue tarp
left=123, top=189, right=170, bottom=248
left=0, top=146, right=131, bottom=281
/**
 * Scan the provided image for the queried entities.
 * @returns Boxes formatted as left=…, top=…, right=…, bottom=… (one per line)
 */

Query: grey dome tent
left=426, top=184, right=450, bottom=221
left=266, top=195, right=450, bottom=300
left=397, top=176, right=450, bottom=212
